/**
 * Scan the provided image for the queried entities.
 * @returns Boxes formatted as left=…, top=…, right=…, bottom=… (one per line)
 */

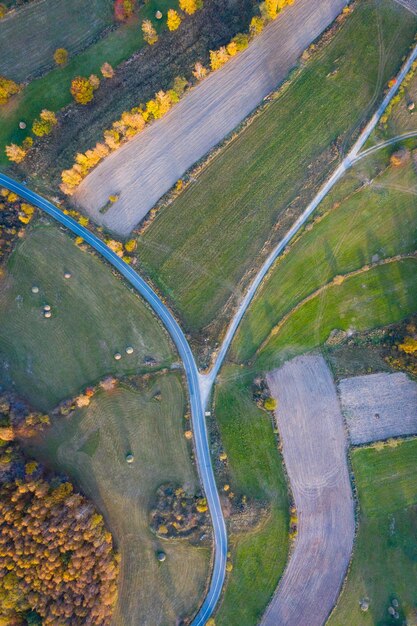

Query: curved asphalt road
left=0, top=171, right=226, bottom=626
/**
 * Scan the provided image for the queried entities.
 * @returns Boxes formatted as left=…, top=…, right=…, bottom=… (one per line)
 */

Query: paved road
left=0, top=171, right=226, bottom=626
left=74, top=0, right=349, bottom=236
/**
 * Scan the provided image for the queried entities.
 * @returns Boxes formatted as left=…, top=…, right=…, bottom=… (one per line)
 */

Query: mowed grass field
left=213, top=367, right=289, bottom=626
left=23, top=373, right=210, bottom=625
left=0, top=222, right=173, bottom=410
left=256, top=257, right=417, bottom=370
left=0, top=0, right=178, bottom=165
left=0, top=0, right=114, bottom=82
left=232, top=160, right=417, bottom=363
left=137, top=0, right=417, bottom=343
left=328, top=439, right=417, bottom=625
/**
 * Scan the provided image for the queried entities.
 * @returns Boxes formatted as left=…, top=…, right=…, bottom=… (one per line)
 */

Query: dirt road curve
left=264, top=355, right=354, bottom=626
left=74, top=0, right=348, bottom=236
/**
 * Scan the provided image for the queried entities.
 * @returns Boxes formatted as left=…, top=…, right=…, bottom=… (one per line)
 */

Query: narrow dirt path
left=264, top=354, right=354, bottom=626
left=74, top=0, right=348, bottom=236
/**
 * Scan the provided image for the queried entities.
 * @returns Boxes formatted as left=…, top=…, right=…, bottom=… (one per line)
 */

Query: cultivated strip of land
left=339, top=372, right=417, bottom=444
left=263, top=354, right=354, bottom=626
left=74, top=0, right=349, bottom=235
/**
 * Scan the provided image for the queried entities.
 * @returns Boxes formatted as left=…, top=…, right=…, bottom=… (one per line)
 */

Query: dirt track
left=74, top=0, right=348, bottom=236
left=264, top=354, right=354, bottom=626
left=339, top=372, right=417, bottom=445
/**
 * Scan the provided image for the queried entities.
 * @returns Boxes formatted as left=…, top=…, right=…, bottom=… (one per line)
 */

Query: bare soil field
left=0, top=0, right=113, bottom=82
left=74, top=0, right=348, bottom=236
left=338, top=372, right=417, bottom=445
left=264, top=354, right=354, bottom=626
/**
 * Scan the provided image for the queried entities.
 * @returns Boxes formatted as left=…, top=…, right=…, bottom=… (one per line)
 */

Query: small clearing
left=74, top=0, right=348, bottom=235
left=338, top=372, right=417, bottom=445
left=264, top=354, right=354, bottom=626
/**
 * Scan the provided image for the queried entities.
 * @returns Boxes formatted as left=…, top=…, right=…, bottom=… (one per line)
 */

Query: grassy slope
left=256, top=257, right=417, bottom=370
left=23, top=373, right=210, bottom=625
left=214, top=367, right=289, bottom=625
left=232, top=160, right=417, bottom=363
left=0, top=222, right=173, bottom=410
left=138, top=0, right=417, bottom=340
left=0, top=0, right=177, bottom=165
left=328, top=440, right=417, bottom=626
left=0, top=0, right=114, bottom=82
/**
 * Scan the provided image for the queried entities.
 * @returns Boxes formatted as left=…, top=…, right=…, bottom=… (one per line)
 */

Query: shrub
left=53, top=47, right=68, bottom=65
left=172, top=75, right=188, bottom=96
left=101, top=62, right=114, bottom=78
left=114, top=0, right=135, bottom=21
left=89, top=74, right=100, bottom=90
left=142, top=19, right=158, bottom=44
left=0, top=76, right=20, bottom=105
left=210, top=47, right=229, bottom=71
left=70, top=76, right=94, bottom=104
left=167, top=8, right=181, bottom=30
left=0, top=3, right=7, bottom=18
left=193, top=61, right=207, bottom=80
left=249, top=16, right=265, bottom=37
left=263, top=397, right=277, bottom=411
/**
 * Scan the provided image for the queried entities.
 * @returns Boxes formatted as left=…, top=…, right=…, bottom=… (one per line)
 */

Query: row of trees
left=59, top=0, right=296, bottom=192
left=0, top=395, right=120, bottom=625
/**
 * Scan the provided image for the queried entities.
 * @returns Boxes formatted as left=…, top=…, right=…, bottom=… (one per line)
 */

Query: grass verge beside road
left=23, top=372, right=210, bottom=625
left=138, top=0, right=417, bottom=354
left=328, top=439, right=417, bottom=625
left=0, top=221, right=173, bottom=410
left=213, top=366, right=289, bottom=625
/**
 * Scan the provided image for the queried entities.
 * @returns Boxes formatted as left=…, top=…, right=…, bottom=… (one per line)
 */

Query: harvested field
left=23, top=373, right=211, bottom=625
left=74, top=0, right=349, bottom=235
left=338, top=372, right=417, bottom=445
left=264, top=354, right=354, bottom=626
left=0, top=0, right=113, bottom=82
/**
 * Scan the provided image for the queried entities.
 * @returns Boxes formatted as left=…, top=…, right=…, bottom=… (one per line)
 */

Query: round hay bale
left=114, top=352, right=122, bottom=361
left=156, top=550, right=166, bottom=562
left=392, top=599, right=399, bottom=608
left=19, top=121, right=27, bottom=129
left=43, top=305, right=51, bottom=312
left=155, top=10, right=162, bottom=18
left=126, top=453, right=134, bottom=463
left=44, top=311, right=52, bottom=319
left=31, top=286, right=39, bottom=294
left=64, top=272, right=72, bottom=279
left=388, top=607, right=395, bottom=616
left=126, top=346, right=134, bottom=354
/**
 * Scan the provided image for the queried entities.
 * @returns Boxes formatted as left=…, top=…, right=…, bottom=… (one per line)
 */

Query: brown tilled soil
left=264, top=354, right=354, bottom=626
left=338, top=371, right=417, bottom=445
left=73, top=0, right=349, bottom=236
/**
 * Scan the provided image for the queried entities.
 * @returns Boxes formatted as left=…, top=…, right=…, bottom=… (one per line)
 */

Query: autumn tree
left=249, top=15, right=265, bottom=37
left=114, top=0, right=135, bottom=21
left=89, top=74, right=101, bottom=90
left=231, top=33, right=249, bottom=51
left=32, top=109, right=58, bottom=137
left=0, top=3, right=7, bottom=18
left=0, top=76, right=20, bottom=105
left=210, top=47, right=229, bottom=71
left=53, top=47, right=68, bottom=65
left=193, top=61, right=207, bottom=80
left=172, top=75, right=188, bottom=97
left=142, top=19, right=158, bottom=44
left=70, top=76, right=94, bottom=104
left=179, top=0, right=202, bottom=14
left=167, top=8, right=181, bottom=30
left=5, top=143, right=27, bottom=163
left=101, top=62, right=114, bottom=78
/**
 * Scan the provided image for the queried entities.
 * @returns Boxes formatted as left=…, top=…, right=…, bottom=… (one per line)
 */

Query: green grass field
left=0, top=221, right=173, bottom=410
left=0, top=0, right=114, bottom=82
left=256, top=257, right=417, bottom=370
left=0, top=0, right=177, bottom=165
left=232, top=160, right=417, bottom=363
left=328, top=439, right=417, bottom=626
left=23, top=372, right=210, bottom=625
left=213, top=367, right=289, bottom=625
left=137, top=0, right=417, bottom=347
